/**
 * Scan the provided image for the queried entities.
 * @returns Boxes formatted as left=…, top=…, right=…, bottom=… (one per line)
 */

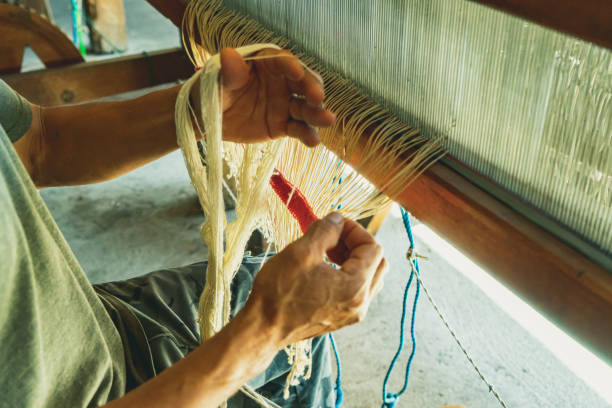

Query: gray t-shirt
left=0, top=80, right=125, bottom=407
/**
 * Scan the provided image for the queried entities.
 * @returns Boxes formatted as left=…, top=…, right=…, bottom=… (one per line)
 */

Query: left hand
left=216, top=48, right=336, bottom=147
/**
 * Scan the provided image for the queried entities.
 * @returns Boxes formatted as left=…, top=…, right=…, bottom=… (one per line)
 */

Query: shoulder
left=0, top=80, right=32, bottom=143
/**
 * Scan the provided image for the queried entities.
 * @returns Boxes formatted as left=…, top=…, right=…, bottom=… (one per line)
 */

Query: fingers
left=256, top=48, right=325, bottom=107
left=341, top=241, right=384, bottom=277
left=288, top=71, right=325, bottom=106
left=220, top=48, right=251, bottom=91
left=338, top=219, right=377, bottom=252
left=369, top=257, right=388, bottom=295
left=337, top=219, right=383, bottom=282
left=289, top=98, right=336, bottom=127
left=288, top=97, right=335, bottom=147
left=257, top=49, right=304, bottom=81
left=305, top=216, right=377, bottom=265
left=287, top=120, right=320, bottom=147
left=299, top=212, right=345, bottom=258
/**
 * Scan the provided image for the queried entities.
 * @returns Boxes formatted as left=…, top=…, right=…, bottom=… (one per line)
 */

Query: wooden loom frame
left=2, top=0, right=610, bottom=365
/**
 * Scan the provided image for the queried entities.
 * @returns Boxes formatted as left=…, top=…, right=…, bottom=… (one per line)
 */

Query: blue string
left=381, top=208, right=421, bottom=408
left=327, top=168, right=344, bottom=407
left=329, top=333, right=343, bottom=407
left=70, top=0, right=79, bottom=45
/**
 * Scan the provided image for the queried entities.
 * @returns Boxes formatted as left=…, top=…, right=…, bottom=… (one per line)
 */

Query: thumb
left=220, top=48, right=250, bottom=91
left=300, top=212, right=345, bottom=258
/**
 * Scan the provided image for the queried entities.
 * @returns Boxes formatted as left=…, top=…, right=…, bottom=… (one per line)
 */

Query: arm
left=20, top=85, right=181, bottom=188
left=14, top=48, right=334, bottom=188
left=103, top=213, right=387, bottom=408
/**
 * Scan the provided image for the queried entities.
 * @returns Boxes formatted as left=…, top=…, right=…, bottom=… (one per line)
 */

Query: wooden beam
left=325, top=131, right=612, bottom=365
left=470, top=0, right=612, bottom=50
left=1, top=48, right=193, bottom=105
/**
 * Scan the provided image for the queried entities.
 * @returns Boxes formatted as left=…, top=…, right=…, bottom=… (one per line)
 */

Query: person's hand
left=245, top=212, right=388, bottom=345
left=217, top=48, right=336, bottom=147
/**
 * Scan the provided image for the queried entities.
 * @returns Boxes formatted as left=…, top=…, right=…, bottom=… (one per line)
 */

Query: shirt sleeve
left=0, top=80, right=32, bottom=143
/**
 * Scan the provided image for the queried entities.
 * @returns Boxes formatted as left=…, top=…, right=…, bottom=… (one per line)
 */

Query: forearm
left=105, top=295, right=283, bottom=408
left=35, top=84, right=182, bottom=187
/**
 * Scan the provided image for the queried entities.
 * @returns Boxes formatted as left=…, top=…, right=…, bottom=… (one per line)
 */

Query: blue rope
left=329, top=333, right=343, bottom=407
left=326, top=168, right=344, bottom=407
left=381, top=208, right=421, bottom=408
left=70, top=0, right=79, bottom=45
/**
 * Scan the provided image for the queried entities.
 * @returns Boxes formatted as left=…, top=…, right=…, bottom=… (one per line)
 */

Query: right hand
left=246, top=212, right=388, bottom=345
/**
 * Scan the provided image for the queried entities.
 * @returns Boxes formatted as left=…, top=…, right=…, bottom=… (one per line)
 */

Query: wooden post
left=84, top=0, right=127, bottom=54
left=0, top=44, right=25, bottom=75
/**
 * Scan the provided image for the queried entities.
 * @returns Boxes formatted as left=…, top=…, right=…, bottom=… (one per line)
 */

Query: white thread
left=176, top=44, right=284, bottom=408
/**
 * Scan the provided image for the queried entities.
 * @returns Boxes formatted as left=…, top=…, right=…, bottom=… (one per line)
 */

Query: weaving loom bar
left=1, top=48, right=193, bottom=106
left=147, top=0, right=612, bottom=51
left=470, top=0, right=612, bottom=50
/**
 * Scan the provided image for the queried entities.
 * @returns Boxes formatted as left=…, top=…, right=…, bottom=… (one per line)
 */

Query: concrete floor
left=34, top=1, right=611, bottom=407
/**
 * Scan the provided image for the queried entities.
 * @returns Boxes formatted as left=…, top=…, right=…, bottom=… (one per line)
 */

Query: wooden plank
left=325, top=130, right=612, bottom=365
left=1, top=48, right=193, bottom=105
left=470, top=0, right=612, bottom=50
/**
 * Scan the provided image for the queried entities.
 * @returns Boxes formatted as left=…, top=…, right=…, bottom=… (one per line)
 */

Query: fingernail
left=325, top=212, right=343, bottom=224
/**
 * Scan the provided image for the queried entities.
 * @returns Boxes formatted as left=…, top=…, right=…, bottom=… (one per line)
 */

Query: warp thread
left=176, top=43, right=288, bottom=408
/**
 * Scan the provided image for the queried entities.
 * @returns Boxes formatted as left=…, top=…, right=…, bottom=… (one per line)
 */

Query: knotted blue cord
left=329, top=333, right=343, bottom=407
left=381, top=208, right=421, bottom=408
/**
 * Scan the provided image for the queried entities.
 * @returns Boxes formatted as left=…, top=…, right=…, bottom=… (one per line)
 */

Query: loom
left=173, top=0, right=612, bottom=366
left=1, top=0, right=610, bottom=402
